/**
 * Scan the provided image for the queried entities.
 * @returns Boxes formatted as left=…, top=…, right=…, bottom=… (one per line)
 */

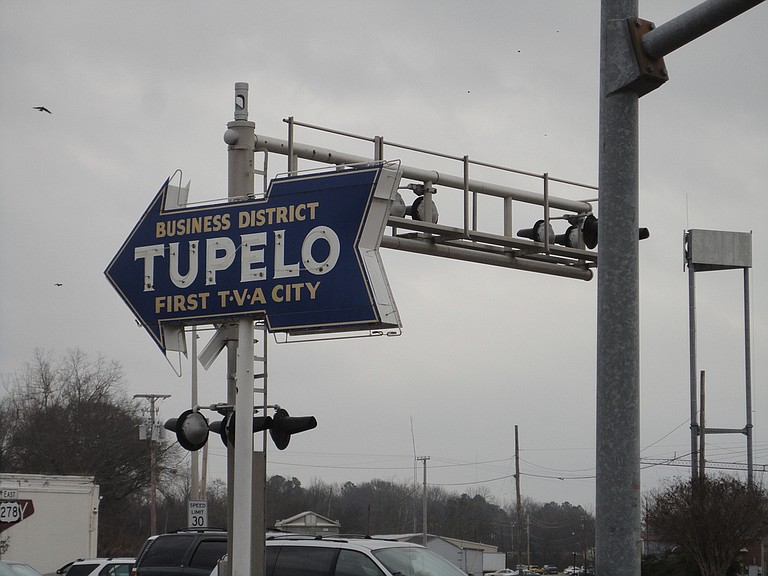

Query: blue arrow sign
left=105, top=163, right=402, bottom=353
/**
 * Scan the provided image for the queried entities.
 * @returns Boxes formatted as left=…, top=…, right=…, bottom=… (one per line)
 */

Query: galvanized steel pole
left=226, top=82, right=257, bottom=576
left=688, top=255, right=700, bottom=480
left=597, top=2, right=765, bottom=574
left=597, top=2, right=642, bottom=575
left=744, top=267, right=754, bottom=485
left=191, top=327, right=200, bottom=501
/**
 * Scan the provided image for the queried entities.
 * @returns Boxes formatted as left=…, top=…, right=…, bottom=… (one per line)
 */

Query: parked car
left=209, top=534, right=470, bottom=576
left=0, top=561, right=43, bottom=576
left=65, top=559, right=134, bottom=576
left=543, top=566, right=559, bottom=574
left=132, top=528, right=227, bottom=576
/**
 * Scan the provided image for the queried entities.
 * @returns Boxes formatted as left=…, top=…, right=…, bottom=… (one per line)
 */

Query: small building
left=275, top=510, right=340, bottom=535
left=375, top=533, right=502, bottom=575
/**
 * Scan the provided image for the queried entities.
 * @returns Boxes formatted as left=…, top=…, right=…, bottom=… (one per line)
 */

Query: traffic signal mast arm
left=254, top=132, right=598, bottom=281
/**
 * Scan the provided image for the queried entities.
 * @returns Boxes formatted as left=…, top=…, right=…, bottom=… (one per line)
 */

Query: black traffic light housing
left=517, top=219, right=554, bottom=243
left=572, top=214, right=649, bottom=249
left=582, top=214, right=600, bottom=249
left=164, top=409, right=210, bottom=451
left=390, top=183, right=439, bottom=223
left=270, top=408, right=318, bottom=450
left=208, top=412, right=273, bottom=448
left=553, top=214, right=600, bottom=249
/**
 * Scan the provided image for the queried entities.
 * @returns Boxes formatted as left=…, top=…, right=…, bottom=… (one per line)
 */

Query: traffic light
left=164, top=407, right=316, bottom=451
left=554, top=215, right=598, bottom=248
left=164, top=409, right=210, bottom=451
left=581, top=214, right=600, bottom=249
left=556, top=214, right=648, bottom=249
left=519, top=214, right=649, bottom=250
left=517, top=219, right=554, bottom=243
left=390, top=184, right=439, bottom=223
left=555, top=223, right=582, bottom=248
left=408, top=195, right=439, bottom=223
left=270, top=408, right=318, bottom=450
left=208, top=412, right=272, bottom=448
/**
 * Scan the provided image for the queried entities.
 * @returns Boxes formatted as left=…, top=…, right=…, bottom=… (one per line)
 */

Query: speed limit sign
left=188, top=500, right=207, bottom=528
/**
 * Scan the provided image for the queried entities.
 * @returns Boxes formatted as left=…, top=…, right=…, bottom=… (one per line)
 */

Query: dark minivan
left=132, top=529, right=227, bottom=576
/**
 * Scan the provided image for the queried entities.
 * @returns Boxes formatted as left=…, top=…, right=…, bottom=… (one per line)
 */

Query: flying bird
left=54, top=283, right=63, bottom=286
left=33, top=106, right=52, bottom=114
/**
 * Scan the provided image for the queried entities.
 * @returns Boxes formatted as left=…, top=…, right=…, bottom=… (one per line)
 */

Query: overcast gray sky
left=1, top=1, right=766, bottom=511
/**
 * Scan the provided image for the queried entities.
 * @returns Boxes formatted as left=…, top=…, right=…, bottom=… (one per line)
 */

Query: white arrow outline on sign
left=354, top=162, right=403, bottom=331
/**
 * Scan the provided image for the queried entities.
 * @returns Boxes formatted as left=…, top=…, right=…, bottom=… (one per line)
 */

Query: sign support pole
left=597, top=3, right=762, bottom=575
left=191, top=326, right=200, bottom=501
left=227, top=82, right=257, bottom=576
left=596, top=3, right=642, bottom=575
left=232, top=318, right=254, bottom=576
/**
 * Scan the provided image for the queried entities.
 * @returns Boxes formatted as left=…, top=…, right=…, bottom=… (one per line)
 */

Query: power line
left=641, top=458, right=767, bottom=473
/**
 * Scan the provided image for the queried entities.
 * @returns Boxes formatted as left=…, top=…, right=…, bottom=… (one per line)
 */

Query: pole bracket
left=604, top=18, right=669, bottom=97
left=626, top=18, right=669, bottom=96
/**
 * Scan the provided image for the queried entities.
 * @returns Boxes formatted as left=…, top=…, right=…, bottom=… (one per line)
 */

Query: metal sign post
left=227, top=83, right=257, bottom=576
left=231, top=318, right=255, bottom=576
left=685, top=229, right=754, bottom=484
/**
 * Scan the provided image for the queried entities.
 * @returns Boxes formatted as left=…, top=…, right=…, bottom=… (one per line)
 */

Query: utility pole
left=514, top=425, right=522, bottom=569
left=134, top=393, right=170, bottom=535
left=526, top=514, right=531, bottom=567
left=417, top=456, right=430, bottom=546
left=200, top=442, right=208, bottom=496
left=582, top=518, right=588, bottom=574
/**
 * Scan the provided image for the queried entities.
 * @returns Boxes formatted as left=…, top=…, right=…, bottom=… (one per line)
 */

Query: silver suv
left=213, top=535, right=468, bottom=576
left=61, top=560, right=134, bottom=576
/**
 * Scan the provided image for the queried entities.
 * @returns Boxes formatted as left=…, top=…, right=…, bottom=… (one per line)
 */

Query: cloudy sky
left=1, top=1, right=766, bottom=512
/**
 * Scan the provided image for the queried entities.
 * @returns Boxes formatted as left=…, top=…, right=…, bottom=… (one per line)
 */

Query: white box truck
left=0, top=474, right=99, bottom=573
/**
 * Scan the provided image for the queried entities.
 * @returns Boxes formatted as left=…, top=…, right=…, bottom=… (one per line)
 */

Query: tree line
left=2, top=350, right=766, bottom=576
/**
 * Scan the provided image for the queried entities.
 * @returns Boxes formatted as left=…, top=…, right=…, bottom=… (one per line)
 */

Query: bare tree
left=0, top=348, right=181, bottom=553
left=645, top=475, right=768, bottom=576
